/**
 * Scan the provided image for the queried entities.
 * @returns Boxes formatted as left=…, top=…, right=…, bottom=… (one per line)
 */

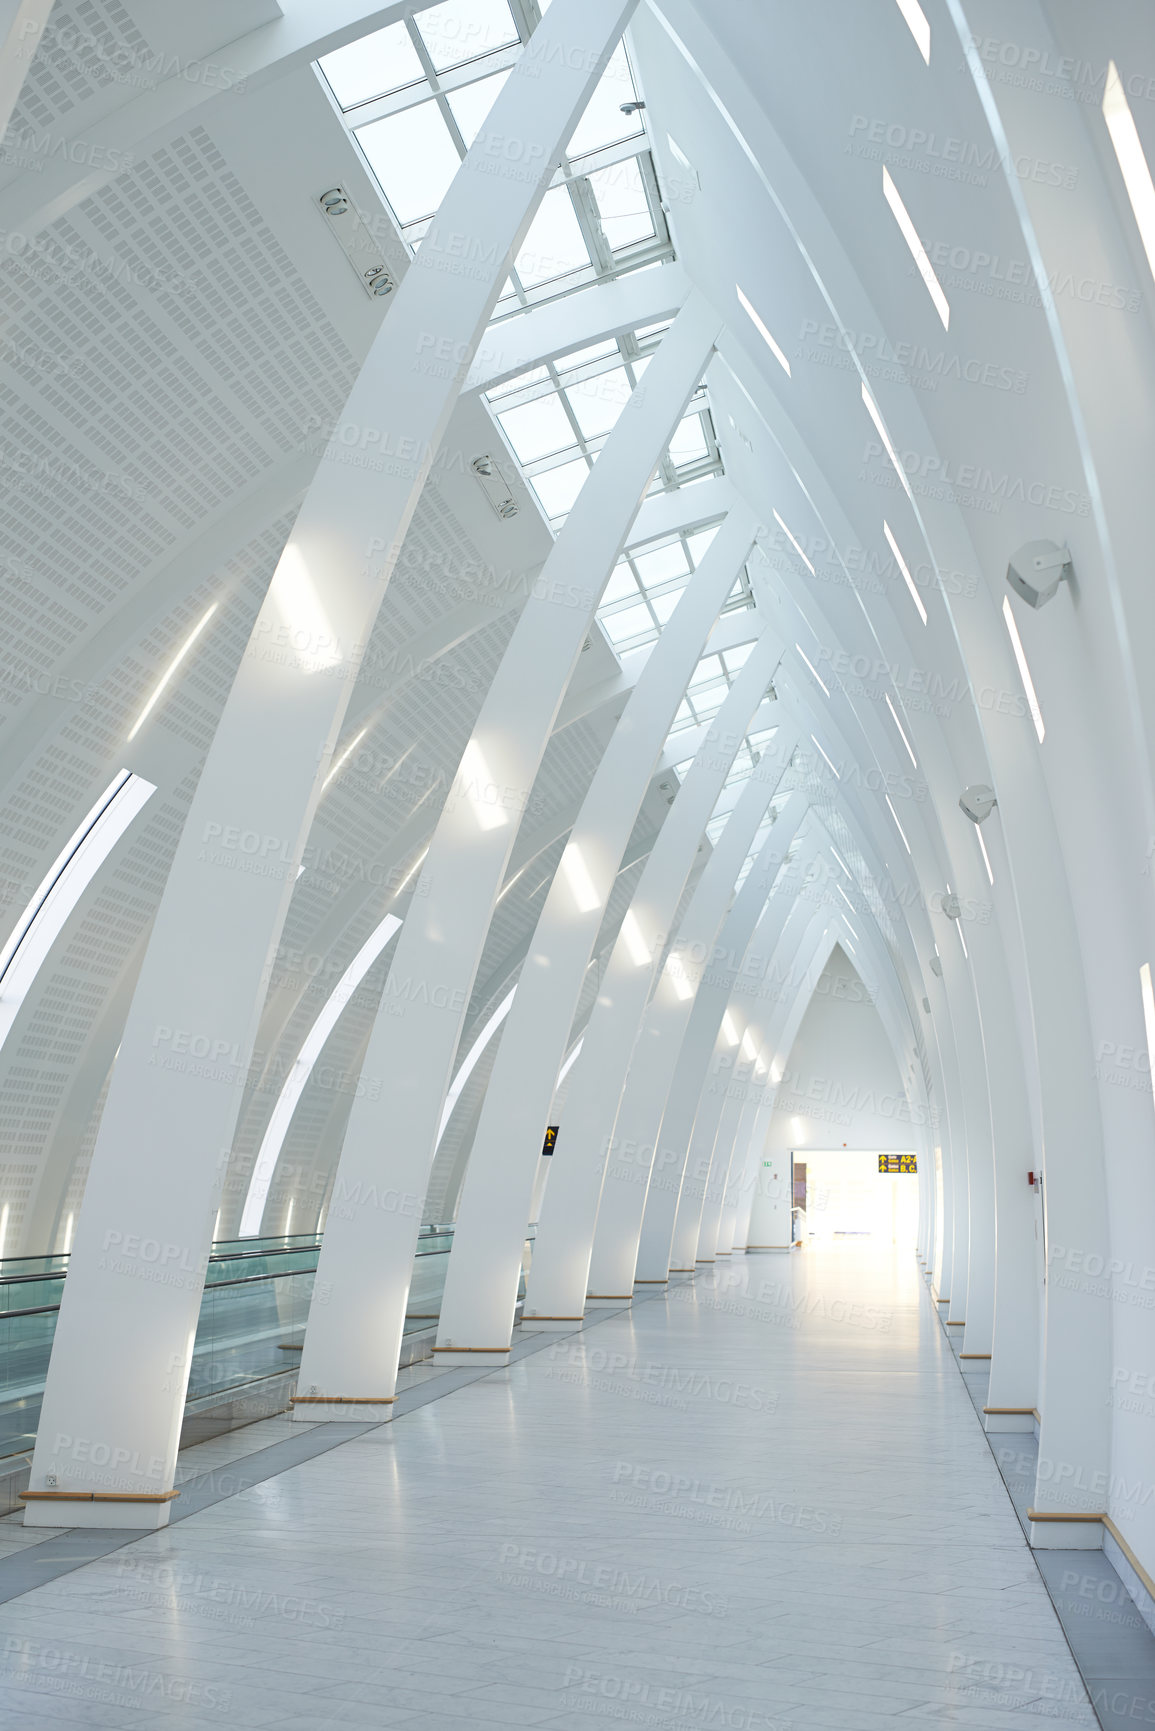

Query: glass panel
left=556, top=340, right=619, bottom=372
left=532, top=456, right=590, bottom=518
left=566, top=44, right=643, bottom=159
left=669, top=412, right=709, bottom=466
left=497, top=393, right=576, bottom=464
left=725, top=641, right=756, bottom=669
left=319, top=21, right=426, bottom=109
left=633, top=541, right=689, bottom=586
left=515, top=186, right=591, bottom=287
left=446, top=69, right=511, bottom=148
left=649, top=587, right=685, bottom=624
left=564, top=366, right=632, bottom=440
left=415, top=0, right=520, bottom=72
left=602, top=563, right=641, bottom=605
left=589, top=158, right=655, bottom=250
left=601, top=601, right=653, bottom=644
left=686, top=526, right=720, bottom=563
left=357, top=101, right=462, bottom=223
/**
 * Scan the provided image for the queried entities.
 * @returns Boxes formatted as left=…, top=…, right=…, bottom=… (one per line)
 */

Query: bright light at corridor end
left=1103, top=62, right=1155, bottom=284
left=883, top=521, right=927, bottom=626
left=1001, top=596, right=1046, bottom=742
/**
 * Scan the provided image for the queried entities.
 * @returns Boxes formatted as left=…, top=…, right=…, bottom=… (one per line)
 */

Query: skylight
left=1002, top=596, right=1045, bottom=743
left=490, top=329, right=722, bottom=527
left=319, top=20, right=671, bottom=314
left=895, top=0, right=931, bottom=63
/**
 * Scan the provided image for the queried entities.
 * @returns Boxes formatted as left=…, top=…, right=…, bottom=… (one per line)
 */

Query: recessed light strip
left=885, top=692, right=918, bottom=767
left=810, top=733, right=840, bottom=780
left=773, top=509, right=815, bottom=574
left=976, top=826, right=994, bottom=885
left=885, top=792, right=912, bottom=855
left=1002, top=596, right=1045, bottom=742
left=795, top=643, right=830, bottom=698
left=882, top=167, right=950, bottom=328
left=883, top=520, right=927, bottom=625
left=0, top=769, right=156, bottom=1051
left=1103, top=62, right=1155, bottom=283
left=127, top=602, right=218, bottom=742
left=895, top=0, right=931, bottom=63
left=239, top=911, right=403, bottom=1234
left=737, top=285, right=791, bottom=376
left=1140, top=965, right=1155, bottom=1092
left=861, top=384, right=915, bottom=505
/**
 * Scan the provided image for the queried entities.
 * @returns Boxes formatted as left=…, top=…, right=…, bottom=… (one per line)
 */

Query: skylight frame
left=318, top=20, right=674, bottom=319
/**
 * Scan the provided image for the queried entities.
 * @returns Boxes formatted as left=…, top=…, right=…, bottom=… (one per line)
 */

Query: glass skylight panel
left=601, top=601, right=654, bottom=645
left=589, top=160, right=657, bottom=250
left=565, top=43, right=644, bottom=159
left=633, top=542, right=689, bottom=586
left=415, top=0, right=519, bottom=73
left=446, top=69, right=511, bottom=147
left=357, top=102, right=461, bottom=223
left=497, top=393, right=576, bottom=465
left=566, top=366, right=632, bottom=440
left=669, top=413, right=710, bottom=466
left=671, top=700, right=696, bottom=732
left=531, top=456, right=590, bottom=519
left=319, top=21, right=425, bottom=108
left=686, top=527, right=719, bottom=564
left=515, top=187, right=592, bottom=287
left=557, top=340, right=619, bottom=371
left=649, top=588, right=685, bottom=625
left=602, top=563, right=641, bottom=606
left=706, top=814, right=730, bottom=845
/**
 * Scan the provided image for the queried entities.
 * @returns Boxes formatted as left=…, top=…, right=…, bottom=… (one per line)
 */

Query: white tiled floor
left=0, top=1246, right=1097, bottom=1728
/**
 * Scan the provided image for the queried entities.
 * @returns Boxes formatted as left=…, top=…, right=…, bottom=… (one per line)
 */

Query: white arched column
left=531, top=766, right=803, bottom=1319
left=24, top=0, right=635, bottom=1528
left=635, top=812, right=817, bottom=1283
left=292, top=294, right=720, bottom=1418
left=471, top=630, right=783, bottom=1330
left=433, top=508, right=755, bottom=1361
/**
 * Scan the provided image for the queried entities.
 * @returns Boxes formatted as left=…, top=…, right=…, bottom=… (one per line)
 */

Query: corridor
left=0, top=1250, right=1099, bottom=1729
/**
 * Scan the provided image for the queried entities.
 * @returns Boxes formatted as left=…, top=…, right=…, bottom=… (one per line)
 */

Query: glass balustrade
left=0, top=1223, right=533, bottom=1460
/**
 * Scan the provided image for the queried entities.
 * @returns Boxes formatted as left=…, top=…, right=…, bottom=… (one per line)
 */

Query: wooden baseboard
left=1028, top=1509, right=1104, bottom=1523
left=22, top=1488, right=179, bottom=1503
left=290, top=1394, right=395, bottom=1404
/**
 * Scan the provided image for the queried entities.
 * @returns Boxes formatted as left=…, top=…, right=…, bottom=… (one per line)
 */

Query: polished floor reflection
left=0, top=1247, right=1098, bottom=1728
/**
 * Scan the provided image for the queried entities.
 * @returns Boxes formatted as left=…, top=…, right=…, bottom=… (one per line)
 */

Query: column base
left=983, top=1406, right=1039, bottom=1433
left=1029, top=1513, right=1104, bottom=1550
left=431, top=1347, right=511, bottom=1367
left=520, top=1315, right=584, bottom=1330
left=22, top=1491, right=178, bottom=1530
left=634, top=1277, right=667, bottom=1286
left=585, top=1295, right=631, bottom=1308
left=290, top=1396, right=395, bottom=1423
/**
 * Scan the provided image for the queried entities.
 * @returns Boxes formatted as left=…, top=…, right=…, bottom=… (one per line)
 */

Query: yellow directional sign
left=878, top=1154, right=917, bottom=1173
